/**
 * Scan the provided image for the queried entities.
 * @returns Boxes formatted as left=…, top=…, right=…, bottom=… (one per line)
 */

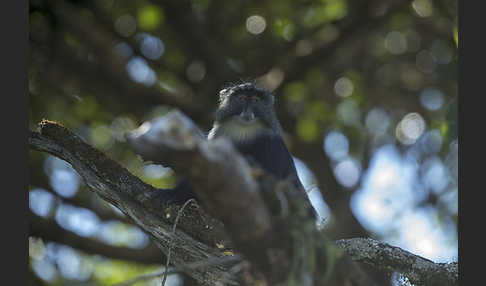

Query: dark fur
left=234, top=133, right=303, bottom=190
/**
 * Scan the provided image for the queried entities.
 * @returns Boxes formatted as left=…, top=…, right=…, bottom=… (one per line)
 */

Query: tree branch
left=336, top=238, right=458, bottom=286
left=28, top=117, right=456, bottom=286
left=29, top=119, right=237, bottom=285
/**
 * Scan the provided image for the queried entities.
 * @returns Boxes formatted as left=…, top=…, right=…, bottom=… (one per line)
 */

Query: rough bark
left=336, top=238, right=458, bottom=286
left=29, top=119, right=235, bottom=285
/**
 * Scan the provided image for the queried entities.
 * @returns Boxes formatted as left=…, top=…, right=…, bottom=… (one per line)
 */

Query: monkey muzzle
left=238, top=109, right=256, bottom=124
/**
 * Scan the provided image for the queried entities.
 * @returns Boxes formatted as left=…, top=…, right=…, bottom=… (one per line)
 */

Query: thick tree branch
left=125, top=110, right=273, bottom=258
left=336, top=238, right=458, bottom=286
left=29, top=120, right=237, bottom=285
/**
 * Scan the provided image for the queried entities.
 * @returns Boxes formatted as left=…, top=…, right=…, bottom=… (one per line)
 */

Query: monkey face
left=229, top=92, right=267, bottom=125
left=217, top=86, right=274, bottom=125
left=210, top=83, right=281, bottom=142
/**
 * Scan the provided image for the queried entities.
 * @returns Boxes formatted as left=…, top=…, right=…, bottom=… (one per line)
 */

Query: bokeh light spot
left=296, top=40, right=313, bottom=57
left=91, top=124, right=114, bottom=150
left=137, top=5, right=163, bottom=30
left=29, top=189, right=56, bottom=218
left=186, top=60, right=206, bottom=83
left=396, top=113, right=426, bottom=145
left=419, top=88, right=444, bottom=111
left=324, top=131, right=349, bottom=161
left=334, top=76, right=354, bottom=97
left=126, top=57, right=157, bottom=86
left=365, top=108, right=390, bottom=137
left=422, top=156, right=449, bottom=193
left=43, top=156, right=81, bottom=198
left=55, top=205, right=101, bottom=237
left=412, top=0, right=434, bottom=18
left=139, top=34, right=165, bottom=60
left=337, top=99, right=361, bottom=126
left=333, top=158, right=361, bottom=188
left=32, top=258, right=58, bottom=282
left=385, top=31, right=407, bottom=55
left=418, top=129, right=443, bottom=154
left=97, top=221, right=149, bottom=249
left=246, top=15, right=266, bottom=35
left=114, top=14, right=137, bottom=38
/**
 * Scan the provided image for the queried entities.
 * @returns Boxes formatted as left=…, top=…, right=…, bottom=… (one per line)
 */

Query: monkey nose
left=239, top=109, right=255, bottom=123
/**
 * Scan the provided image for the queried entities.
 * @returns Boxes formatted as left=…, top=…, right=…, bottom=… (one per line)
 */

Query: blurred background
left=28, top=0, right=458, bottom=285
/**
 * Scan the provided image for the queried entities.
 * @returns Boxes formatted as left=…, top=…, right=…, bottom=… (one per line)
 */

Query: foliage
left=28, top=0, right=458, bottom=285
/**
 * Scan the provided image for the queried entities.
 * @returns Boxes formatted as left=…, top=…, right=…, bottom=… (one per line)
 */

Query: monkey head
left=209, top=83, right=283, bottom=142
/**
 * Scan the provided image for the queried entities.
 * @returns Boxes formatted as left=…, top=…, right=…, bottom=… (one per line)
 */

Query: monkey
left=157, top=82, right=304, bottom=203
left=208, top=83, right=303, bottom=189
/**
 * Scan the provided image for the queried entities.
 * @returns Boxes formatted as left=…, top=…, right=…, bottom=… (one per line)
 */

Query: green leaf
left=137, top=5, right=164, bottom=30
left=297, top=117, right=320, bottom=142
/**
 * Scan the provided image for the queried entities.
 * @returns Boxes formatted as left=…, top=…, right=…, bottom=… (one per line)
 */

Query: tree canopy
left=29, top=0, right=458, bottom=285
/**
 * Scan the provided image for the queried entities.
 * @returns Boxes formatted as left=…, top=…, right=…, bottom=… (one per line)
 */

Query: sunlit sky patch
left=137, top=33, right=165, bottom=60
left=55, top=204, right=101, bottom=237
left=46, top=243, right=94, bottom=281
left=97, top=220, right=149, bottom=249
left=126, top=56, right=157, bottom=86
left=333, top=157, right=361, bottom=188
left=421, top=156, right=450, bottom=194
left=385, top=207, right=457, bottom=262
left=324, top=131, right=349, bottom=161
left=142, top=164, right=171, bottom=179
left=30, top=189, right=55, bottom=217
left=43, top=156, right=81, bottom=198
left=419, top=87, right=444, bottom=111
left=351, top=144, right=457, bottom=262
left=351, top=144, right=418, bottom=235
left=32, top=257, right=58, bottom=282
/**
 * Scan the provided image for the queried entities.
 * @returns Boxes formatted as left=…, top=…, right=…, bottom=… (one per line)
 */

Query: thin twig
left=161, top=198, right=196, bottom=286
